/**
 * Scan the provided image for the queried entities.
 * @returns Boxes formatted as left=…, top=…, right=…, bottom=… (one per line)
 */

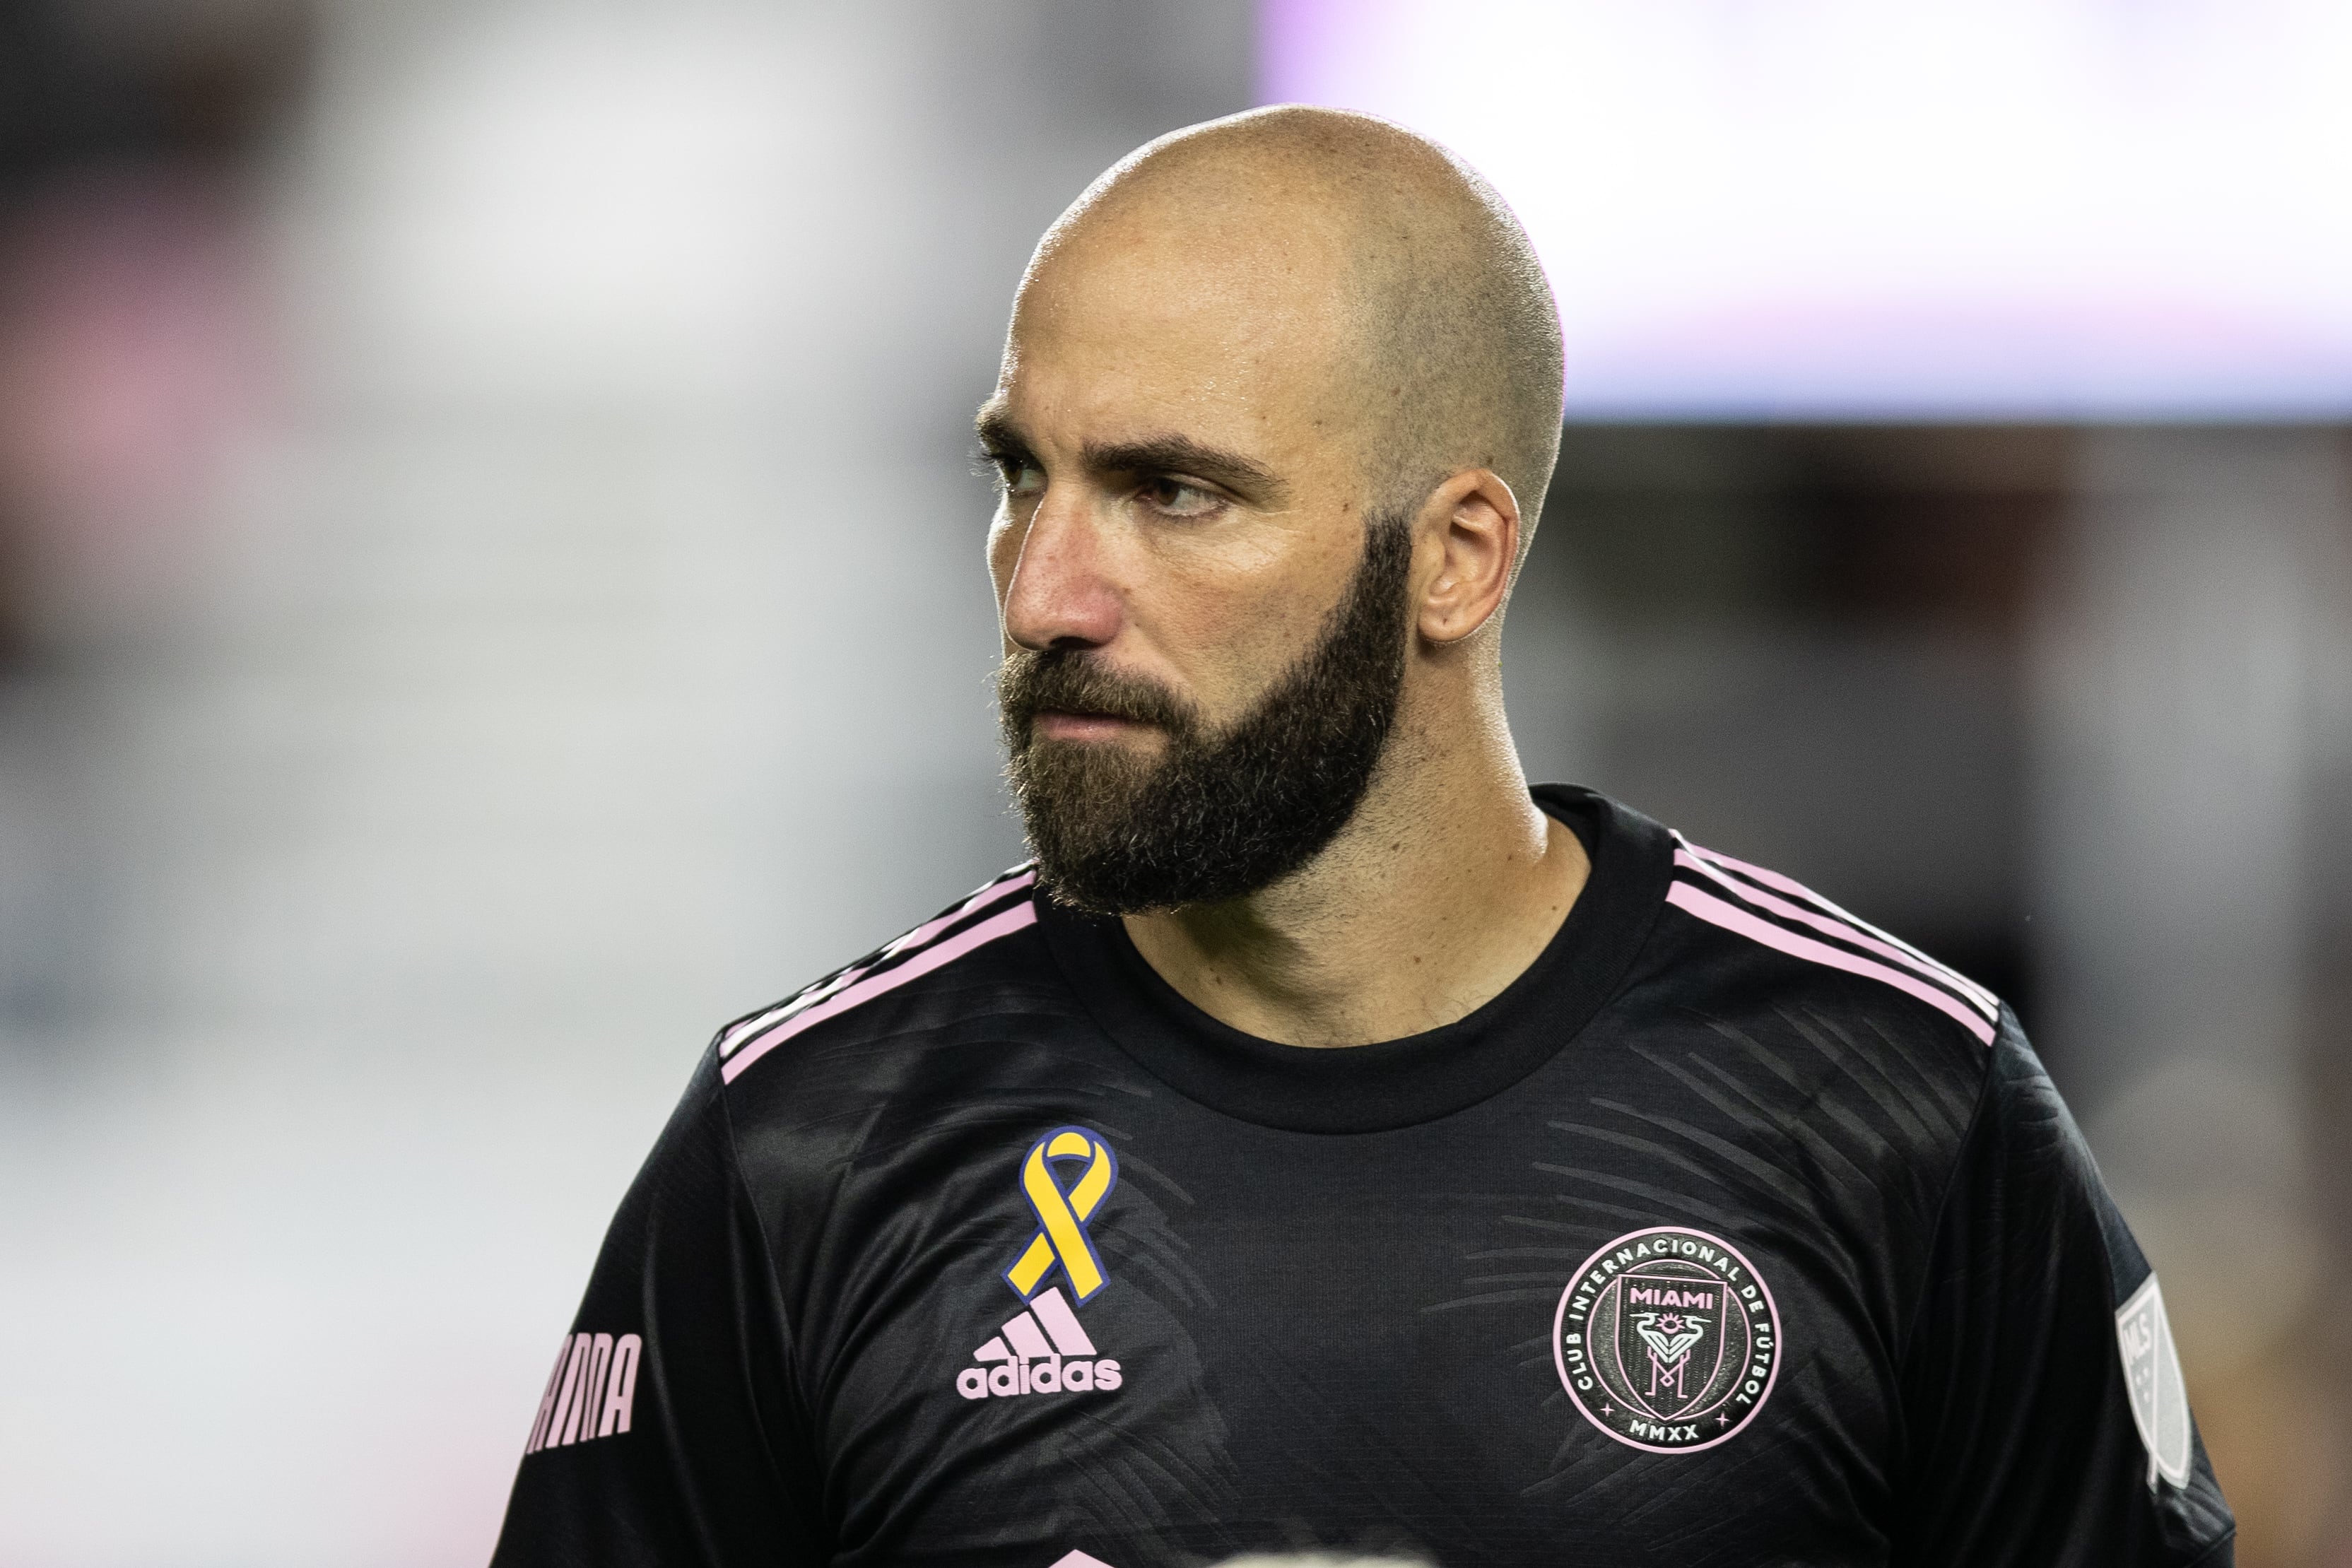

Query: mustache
left=997, top=648, right=1201, bottom=741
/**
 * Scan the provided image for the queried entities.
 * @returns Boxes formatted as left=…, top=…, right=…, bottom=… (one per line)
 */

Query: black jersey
left=490, top=786, right=2233, bottom=1568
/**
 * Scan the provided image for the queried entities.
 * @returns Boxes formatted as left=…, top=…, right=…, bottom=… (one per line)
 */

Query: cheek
left=1148, top=553, right=1333, bottom=717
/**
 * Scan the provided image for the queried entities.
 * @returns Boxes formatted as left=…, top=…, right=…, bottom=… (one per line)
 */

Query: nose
left=1000, top=488, right=1124, bottom=652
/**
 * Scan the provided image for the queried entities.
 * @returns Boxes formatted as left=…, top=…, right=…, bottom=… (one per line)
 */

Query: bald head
left=1016, top=106, right=1565, bottom=544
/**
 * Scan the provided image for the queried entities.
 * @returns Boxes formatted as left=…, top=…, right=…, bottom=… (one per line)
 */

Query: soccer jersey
left=489, top=785, right=2234, bottom=1568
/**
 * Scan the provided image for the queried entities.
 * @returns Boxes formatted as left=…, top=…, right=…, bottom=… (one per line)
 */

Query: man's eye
left=1141, top=477, right=1220, bottom=517
left=994, top=456, right=1045, bottom=497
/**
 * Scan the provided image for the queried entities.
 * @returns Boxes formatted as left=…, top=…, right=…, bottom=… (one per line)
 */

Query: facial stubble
left=999, top=509, right=1416, bottom=914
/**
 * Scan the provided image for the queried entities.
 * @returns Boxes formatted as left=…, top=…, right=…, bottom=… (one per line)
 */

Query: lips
left=1030, top=708, right=1156, bottom=741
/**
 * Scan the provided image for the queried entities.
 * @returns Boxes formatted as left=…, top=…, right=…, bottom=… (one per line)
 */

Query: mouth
left=1029, top=708, right=1156, bottom=744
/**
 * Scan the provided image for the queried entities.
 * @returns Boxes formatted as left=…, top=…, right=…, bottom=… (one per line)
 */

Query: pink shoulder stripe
left=721, top=897, right=1040, bottom=1084
left=1665, top=880, right=1997, bottom=1046
left=720, top=870, right=1037, bottom=1056
left=1684, top=842, right=1998, bottom=1017
left=1673, top=849, right=1997, bottom=1025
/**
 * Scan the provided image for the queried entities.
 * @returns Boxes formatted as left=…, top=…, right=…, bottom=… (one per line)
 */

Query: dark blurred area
left=1521, top=426, right=2065, bottom=1022
left=0, top=0, right=303, bottom=1028
left=1, top=4, right=2344, bottom=1565
left=0, top=0, right=303, bottom=653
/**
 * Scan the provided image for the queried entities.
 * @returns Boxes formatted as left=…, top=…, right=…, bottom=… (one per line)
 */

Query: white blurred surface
left=0, top=2, right=1249, bottom=1562
left=1264, top=0, right=2352, bottom=416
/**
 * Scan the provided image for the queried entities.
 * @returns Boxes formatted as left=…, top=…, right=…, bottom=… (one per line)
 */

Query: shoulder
left=1641, top=827, right=2004, bottom=1082
left=712, top=865, right=1054, bottom=1091
left=627, top=866, right=1092, bottom=1280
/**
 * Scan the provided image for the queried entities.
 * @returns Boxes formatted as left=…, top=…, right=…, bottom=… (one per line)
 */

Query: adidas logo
left=954, top=1286, right=1123, bottom=1400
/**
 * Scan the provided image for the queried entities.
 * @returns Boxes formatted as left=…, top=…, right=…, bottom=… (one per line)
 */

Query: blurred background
left=0, top=1, right=2343, bottom=1564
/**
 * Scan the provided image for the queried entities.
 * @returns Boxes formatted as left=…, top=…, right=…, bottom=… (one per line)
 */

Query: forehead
left=999, top=212, right=1362, bottom=452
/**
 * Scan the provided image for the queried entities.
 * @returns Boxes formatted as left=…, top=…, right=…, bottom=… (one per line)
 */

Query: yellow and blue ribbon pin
left=1004, top=1126, right=1119, bottom=1304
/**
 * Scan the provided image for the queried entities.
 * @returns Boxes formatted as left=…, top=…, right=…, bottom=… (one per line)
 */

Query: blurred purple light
left=1259, top=0, right=2352, bottom=418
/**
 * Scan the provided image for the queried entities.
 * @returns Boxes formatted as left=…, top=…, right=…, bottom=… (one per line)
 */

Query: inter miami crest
left=1553, top=1225, right=1781, bottom=1454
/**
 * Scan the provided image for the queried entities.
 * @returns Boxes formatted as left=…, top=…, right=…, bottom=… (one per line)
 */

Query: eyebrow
left=1083, top=435, right=1287, bottom=503
left=973, top=406, right=1289, bottom=505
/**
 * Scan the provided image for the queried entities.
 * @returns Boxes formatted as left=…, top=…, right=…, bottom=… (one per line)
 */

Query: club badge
left=1553, top=1225, right=1781, bottom=1453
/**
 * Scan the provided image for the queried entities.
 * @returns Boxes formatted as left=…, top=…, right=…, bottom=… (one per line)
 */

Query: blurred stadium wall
left=1, top=4, right=2346, bottom=1567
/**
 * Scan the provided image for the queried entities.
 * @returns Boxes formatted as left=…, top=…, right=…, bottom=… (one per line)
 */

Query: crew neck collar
left=1033, top=785, right=1673, bottom=1135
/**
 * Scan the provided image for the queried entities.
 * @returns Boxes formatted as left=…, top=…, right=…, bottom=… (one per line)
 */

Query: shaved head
left=1018, top=105, right=1565, bottom=550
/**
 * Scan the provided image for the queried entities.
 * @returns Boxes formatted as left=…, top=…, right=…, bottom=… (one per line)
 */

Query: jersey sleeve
left=489, top=1049, right=829, bottom=1567
left=1893, top=1013, right=2235, bottom=1567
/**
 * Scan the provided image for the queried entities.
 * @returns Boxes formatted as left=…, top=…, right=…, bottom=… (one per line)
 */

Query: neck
left=1121, top=686, right=1589, bottom=1048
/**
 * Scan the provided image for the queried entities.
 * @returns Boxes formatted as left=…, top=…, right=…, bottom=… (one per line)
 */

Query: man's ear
left=1413, top=468, right=1519, bottom=645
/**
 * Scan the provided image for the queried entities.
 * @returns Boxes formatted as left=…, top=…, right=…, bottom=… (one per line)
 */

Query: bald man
left=491, top=110, right=2233, bottom=1568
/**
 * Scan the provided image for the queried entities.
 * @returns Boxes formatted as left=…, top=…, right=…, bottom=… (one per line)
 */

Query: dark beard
left=999, top=508, right=1414, bottom=914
